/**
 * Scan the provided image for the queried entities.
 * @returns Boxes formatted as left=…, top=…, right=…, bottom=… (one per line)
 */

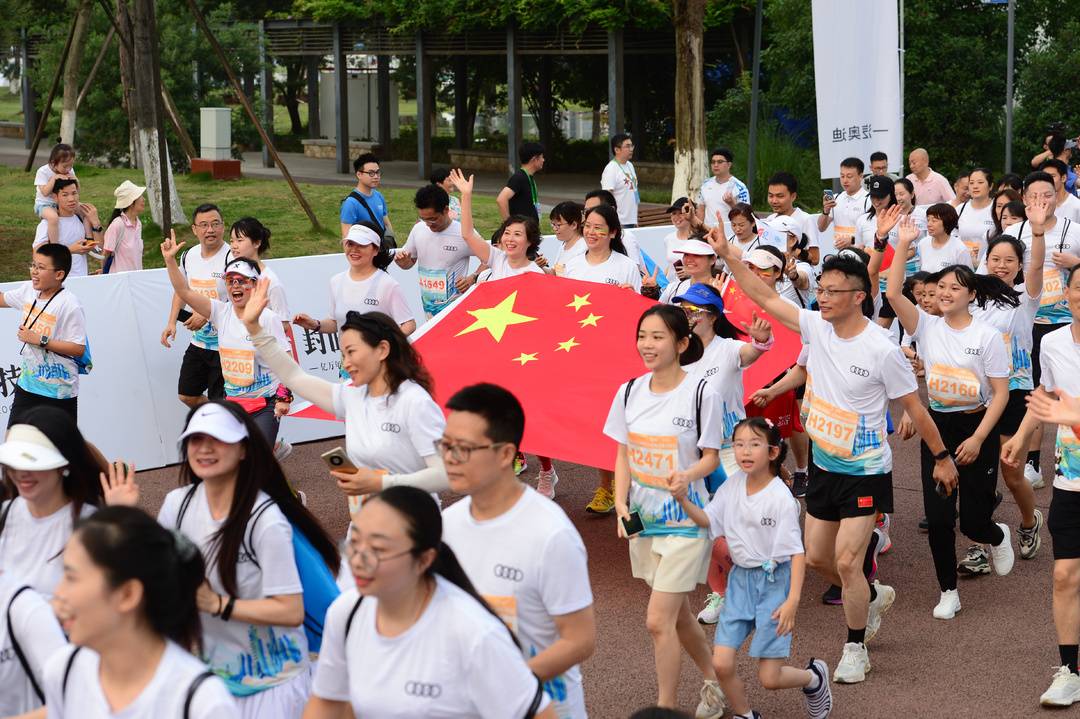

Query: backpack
left=175, top=487, right=341, bottom=653
left=6, top=586, right=45, bottom=704
left=345, top=191, right=397, bottom=248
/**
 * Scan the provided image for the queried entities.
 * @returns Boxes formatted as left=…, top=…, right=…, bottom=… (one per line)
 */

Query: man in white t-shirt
left=695, top=147, right=750, bottom=236
left=819, top=157, right=869, bottom=249
left=601, top=133, right=639, bottom=227
left=396, top=184, right=474, bottom=316
left=31, top=178, right=102, bottom=278
left=439, top=384, right=596, bottom=717
left=0, top=243, right=87, bottom=425
left=765, top=172, right=819, bottom=266
left=160, top=203, right=231, bottom=409
left=1042, top=159, right=1080, bottom=223
left=712, top=229, right=959, bottom=685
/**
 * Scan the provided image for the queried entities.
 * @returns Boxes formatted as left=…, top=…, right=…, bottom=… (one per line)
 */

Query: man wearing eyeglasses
left=341, top=152, right=392, bottom=240
left=161, top=203, right=230, bottom=409
left=440, top=383, right=596, bottom=719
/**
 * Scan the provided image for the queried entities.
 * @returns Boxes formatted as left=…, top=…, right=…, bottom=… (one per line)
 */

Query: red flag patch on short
left=857, top=496, right=874, bottom=508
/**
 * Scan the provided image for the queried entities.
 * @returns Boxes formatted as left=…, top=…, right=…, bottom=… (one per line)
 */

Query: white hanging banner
left=812, top=0, right=902, bottom=178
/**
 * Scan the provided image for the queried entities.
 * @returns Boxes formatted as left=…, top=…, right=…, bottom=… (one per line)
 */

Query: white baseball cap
left=344, top=224, right=381, bottom=247
left=744, top=248, right=785, bottom=271
left=673, top=239, right=716, bottom=257
left=766, top=215, right=801, bottom=237
left=0, top=425, right=67, bottom=471
left=223, top=258, right=260, bottom=281
left=113, top=180, right=147, bottom=209
left=178, top=403, right=250, bottom=445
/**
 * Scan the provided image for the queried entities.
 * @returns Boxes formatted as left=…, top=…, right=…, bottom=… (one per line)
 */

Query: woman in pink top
left=102, top=180, right=146, bottom=273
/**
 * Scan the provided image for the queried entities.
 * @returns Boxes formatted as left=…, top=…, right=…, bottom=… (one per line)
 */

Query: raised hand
left=876, top=203, right=903, bottom=237
left=1027, top=197, right=1050, bottom=235
left=741, top=312, right=772, bottom=344
left=160, top=229, right=185, bottom=261
left=448, top=168, right=474, bottom=195
left=100, top=461, right=140, bottom=506
left=242, top=277, right=271, bottom=328
left=897, top=215, right=920, bottom=245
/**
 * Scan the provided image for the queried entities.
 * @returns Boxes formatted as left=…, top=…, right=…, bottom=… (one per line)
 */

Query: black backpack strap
left=0, top=499, right=13, bottom=540
left=243, top=498, right=276, bottom=570
left=175, top=484, right=199, bottom=531
left=61, top=646, right=82, bottom=700
left=183, top=671, right=217, bottom=719
left=1060, top=218, right=1072, bottom=253
left=343, top=594, right=365, bottom=642
left=346, top=191, right=385, bottom=232
left=6, top=586, right=44, bottom=703
left=956, top=200, right=967, bottom=221
left=695, top=378, right=708, bottom=457
left=622, top=377, right=637, bottom=407
left=523, top=675, right=545, bottom=719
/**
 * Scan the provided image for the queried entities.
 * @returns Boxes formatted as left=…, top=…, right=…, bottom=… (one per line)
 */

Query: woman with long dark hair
left=44, top=506, right=237, bottom=717
left=0, top=406, right=104, bottom=596
left=304, top=486, right=556, bottom=718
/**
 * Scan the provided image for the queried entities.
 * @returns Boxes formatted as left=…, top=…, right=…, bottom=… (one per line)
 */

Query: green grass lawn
left=0, top=164, right=504, bottom=282
left=0, top=93, right=22, bottom=123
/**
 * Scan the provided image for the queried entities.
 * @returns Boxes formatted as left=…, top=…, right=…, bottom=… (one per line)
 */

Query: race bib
left=834, top=226, right=856, bottom=244
left=484, top=594, right=519, bottom=635
left=418, top=267, right=453, bottom=313
left=1042, top=271, right=1065, bottom=309
left=22, top=305, right=57, bottom=337
left=189, top=278, right=219, bottom=300
left=220, top=347, right=256, bottom=388
left=804, top=395, right=857, bottom=458
left=926, top=363, right=982, bottom=409
left=962, top=240, right=981, bottom=265
left=627, top=432, right=678, bottom=489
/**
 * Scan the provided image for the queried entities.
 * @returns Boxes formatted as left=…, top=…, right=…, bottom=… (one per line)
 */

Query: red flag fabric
left=877, top=243, right=896, bottom=272
left=719, top=279, right=803, bottom=403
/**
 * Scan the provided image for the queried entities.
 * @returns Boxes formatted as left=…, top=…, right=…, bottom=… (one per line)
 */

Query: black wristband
left=933, top=449, right=951, bottom=461
left=212, top=594, right=223, bottom=617
left=221, top=595, right=236, bottom=622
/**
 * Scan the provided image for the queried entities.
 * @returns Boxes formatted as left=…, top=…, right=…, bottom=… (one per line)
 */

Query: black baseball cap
left=667, top=197, right=690, bottom=213
left=867, top=175, right=895, bottom=198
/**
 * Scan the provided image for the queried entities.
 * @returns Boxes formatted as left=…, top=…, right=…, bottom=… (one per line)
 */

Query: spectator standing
left=497, top=142, right=545, bottom=224
left=101, top=180, right=146, bottom=273
left=905, top=148, right=955, bottom=205
left=340, top=153, right=393, bottom=239
left=602, top=134, right=640, bottom=228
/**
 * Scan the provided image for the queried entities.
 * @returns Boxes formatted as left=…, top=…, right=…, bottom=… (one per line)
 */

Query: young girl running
left=45, top=506, right=237, bottom=718
left=676, top=418, right=832, bottom=719
left=604, top=304, right=727, bottom=717
left=887, top=217, right=1015, bottom=619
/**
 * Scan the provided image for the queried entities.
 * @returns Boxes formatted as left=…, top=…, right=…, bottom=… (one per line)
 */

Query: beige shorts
left=629, top=534, right=711, bottom=593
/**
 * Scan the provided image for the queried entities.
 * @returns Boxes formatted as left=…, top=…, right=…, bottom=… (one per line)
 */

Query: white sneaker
left=697, top=592, right=725, bottom=625
left=832, top=642, right=870, bottom=684
left=694, top=679, right=726, bottom=719
left=990, top=523, right=1015, bottom=576
left=1026, top=461, right=1046, bottom=488
left=864, top=581, right=895, bottom=643
left=1041, top=666, right=1080, bottom=706
left=297, top=490, right=307, bottom=507
left=933, top=589, right=961, bottom=619
left=274, top=439, right=293, bottom=462
left=803, top=658, right=833, bottom=719
left=536, top=469, right=559, bottom=499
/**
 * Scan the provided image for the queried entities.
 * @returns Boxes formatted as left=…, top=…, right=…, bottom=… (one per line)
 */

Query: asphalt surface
left=134, top=408, right=1071, bottom=719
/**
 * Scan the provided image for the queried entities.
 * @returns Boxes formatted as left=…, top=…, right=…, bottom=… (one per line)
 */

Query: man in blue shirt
left=340, top=152, right=393, bottom=238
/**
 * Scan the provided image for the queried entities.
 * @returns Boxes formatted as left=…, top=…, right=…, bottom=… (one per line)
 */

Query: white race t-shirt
left=603, top=373, right=723, bottom=537
left=563, top=251, right=642, bottom=291
left=443, top=487, right=593, bottom=718
left=620, top=228, right=646, bottom=273
left=765, top=208, right=819, bottom=249
left=208, top=302, right=289, bottom=400
left=179, top=244, right=231, bottom=350
left=33, top=216, right=88, bottom=278
left=685, top=336, right=748, bottom=443
left=43, top=642, right=237, bottom=719
left=798, top=310, right=917, bottom=474
left=1057, top=193, right=1080, bottom=224
left=971, top=286, right=1040, bottom=391
left=552, top=237, right=587, bottom=277
left=696, top=175, right=751, bottom=234
left=331, top=379, right=444, bottom=475
left=480, top=246, right=543, bottom=282
left=600, top=160, right=639, bottom=226
left=1017, top=219, right=1078, bottom=325
left=312, top=579, right=551, bottom=719
left=829, top=189, right=869, bottom=247
left=158, top=486, right=307, bottom=695
left=659, top=277, right=702, bottom=305
left=0, top=499, right=95, bottom=597
left=777, top=262, right=815, bottom=308
left=328, top=269, right=414, bottom=332
left=955, top=200, right=995, bottom=265
left=259, top=266, right=291, bottom=320
left=2, top=283, right=86, bottom=400
left=917, top=235, right=972, bottom=273
left=33, top=165, right=76, bottom=205
left=1038, top=326, right=1080, bottom=492
left=702, top=472, right=803, bottom=568
left=910, top=310, right=1010, bottom=412
left=0, top=575, right=67, bottom=716
left=402, top=220, right=473, bottom=315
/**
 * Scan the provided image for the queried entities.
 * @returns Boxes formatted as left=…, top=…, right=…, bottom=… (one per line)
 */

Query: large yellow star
left=556, top=337, right=581, bottom=352
left=566, top=293, right=592, bottom=311
left=455, top=291, right=538, bottom=342
left=512, top=352, right=539, bottom=366
left=578, top=313, right=603, bottom=328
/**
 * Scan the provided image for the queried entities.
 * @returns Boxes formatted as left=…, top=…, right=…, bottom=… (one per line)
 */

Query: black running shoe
left=919, top=516, right=929, bottom=532
left=822, top=584, right=843, bottom=605
left=792, top=471, right=809, bottom=498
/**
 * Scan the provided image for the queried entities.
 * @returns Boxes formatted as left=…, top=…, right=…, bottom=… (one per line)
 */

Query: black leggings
left=920, top=408, right=1003, bottom=591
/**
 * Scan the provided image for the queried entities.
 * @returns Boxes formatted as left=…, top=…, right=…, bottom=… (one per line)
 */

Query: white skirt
left=238, top=665, right=313, bottom=719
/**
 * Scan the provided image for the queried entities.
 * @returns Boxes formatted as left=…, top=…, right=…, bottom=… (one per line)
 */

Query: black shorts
left=8, top=386, right=77, bottom=426
left=177, top=344, right=225, bottom=399
left=1049, top=487, right=1080, bottom=560
left=805, top=467, right=894, bottom=521
left=878, top=292, right=897, bottom=319
left=996, top=388, right=1030, bottom=437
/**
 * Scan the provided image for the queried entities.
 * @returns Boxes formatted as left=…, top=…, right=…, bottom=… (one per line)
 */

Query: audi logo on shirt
left=443, top=245, right=459, bottom=252
left=364, top=298, right=380, bottom=306
left=760, top=517, right=775, bottom=527
left=493, top=564, right=525, bottom=581
left=849, top=365, right=870, bottom=378
left=671, top=417, right=695, bottom=429
left=404, top=681, right=442, bottom=698
left=381, top=423, right=402, bottom=433
left=964, top=347, right=983, bottom=356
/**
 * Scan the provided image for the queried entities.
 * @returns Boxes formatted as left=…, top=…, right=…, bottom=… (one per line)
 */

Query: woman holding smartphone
left=603, top=304, right=727, bottom=717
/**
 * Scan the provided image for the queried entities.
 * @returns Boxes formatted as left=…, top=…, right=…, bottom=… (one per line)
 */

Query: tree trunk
left=671, top=0, right=708, bottom=203
left=282, top=59, right=305, bottom=135
left=116, top=0, right=138, bottom=166
left=59, top=0, right=93, bottom=144
left=130, top=0, right=184, bottom=225
left=590, top=98, right=601, bottom=142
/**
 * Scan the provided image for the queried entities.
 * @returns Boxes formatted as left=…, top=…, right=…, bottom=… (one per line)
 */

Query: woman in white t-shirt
left=45, top=506, right=237, bottom=718
left=549, top=201, right=587, bottom=277
left=306, top=486, right=555, bottom=719
left=0, top=406, right=103, bottom=597
left=164, top=236, right=293, bottom=446
left=452, top=169, right=544, bottom=281
left=564, top=204, right=643, bottom=292
left=0, top=572, right=66, bottom=716
left=918, top=203, right=973, bottom=273
left=723, top=202, right=763, bottom=261
left=955, top=168, right=996, bottom=266
left=603, top=305, right=727, bottom=716
left=228, top=217, right=292, bottom=330
left=662, top=197, right=695, bottom=281
left=887, top=217, right=1014, bottom=620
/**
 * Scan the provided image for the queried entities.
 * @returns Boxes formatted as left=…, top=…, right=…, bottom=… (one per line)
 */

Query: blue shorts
left=34, top=199, right=58, bottom=217
left=713, top=562, right=793, bottom=658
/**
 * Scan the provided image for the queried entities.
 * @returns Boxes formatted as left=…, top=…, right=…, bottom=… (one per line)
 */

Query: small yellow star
left=556, top=337, right=581, bottom=352
left=512, top=352, right=539, bottom=366
left=455, top=291, right=538, bottom=342
left=578, top=313, right=603, bottom=328
left=566, top=293, right=592, bottom=311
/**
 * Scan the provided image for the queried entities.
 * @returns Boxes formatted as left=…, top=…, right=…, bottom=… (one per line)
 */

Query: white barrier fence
left=0, top=222, right=834, bottom=469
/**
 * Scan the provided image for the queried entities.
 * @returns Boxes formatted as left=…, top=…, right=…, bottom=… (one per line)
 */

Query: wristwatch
left=932, top=449, right=950, bottom=461
left=91, top=225, right=103, bottom=233
left=38, top=334, right=49, bottom=348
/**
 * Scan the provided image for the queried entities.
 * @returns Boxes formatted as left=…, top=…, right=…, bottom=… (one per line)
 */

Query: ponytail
left=637, top=305, right=704, bottom=367
left=939, top=264, right=1020, bottom=310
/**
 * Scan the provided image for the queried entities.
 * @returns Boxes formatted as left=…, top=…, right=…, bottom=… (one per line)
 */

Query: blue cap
left=672, top=282, right=724, bottom=313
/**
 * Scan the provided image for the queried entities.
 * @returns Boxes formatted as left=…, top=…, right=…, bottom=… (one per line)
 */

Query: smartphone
left=823, top=190, right=835, bottom=201
left=621, top=511, right=645, bottom=537
left=321, top=446, right=358, bottom=474
left=176, top=308, right=193, bottom=323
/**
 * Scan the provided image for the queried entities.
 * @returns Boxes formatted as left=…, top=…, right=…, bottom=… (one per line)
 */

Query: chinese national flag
left=718, top=278, right=803, bottom=403
left=410, top=273, right=657, bottom=470
left=877, top=243, right=897, bottom=272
